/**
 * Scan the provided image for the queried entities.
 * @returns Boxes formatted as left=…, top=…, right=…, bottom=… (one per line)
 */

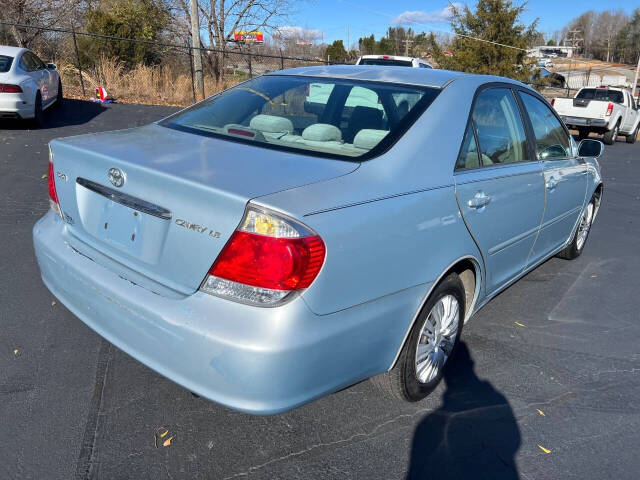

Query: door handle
left=468, top=192, right=491, bottom=209
left=546, top=177, right=558, bottom=190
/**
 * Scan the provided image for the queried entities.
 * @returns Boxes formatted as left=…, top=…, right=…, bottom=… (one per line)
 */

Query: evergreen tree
left=427, top=0, right=539, bottom=83
left=80, top=0, right=169, bottom=69
left=325, top=40, right=348, bottom=63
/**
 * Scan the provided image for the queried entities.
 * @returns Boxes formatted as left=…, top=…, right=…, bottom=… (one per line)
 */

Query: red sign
left=233, top=31, right=264, bottom=43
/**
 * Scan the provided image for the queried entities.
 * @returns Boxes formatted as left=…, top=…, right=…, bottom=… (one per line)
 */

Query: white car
left=356, top=55, right=433, bottom=68
left=0, top=45, right=62, bottom=124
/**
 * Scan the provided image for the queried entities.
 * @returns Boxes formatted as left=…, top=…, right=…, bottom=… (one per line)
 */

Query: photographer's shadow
left=406, top=342, right=520, bottom=480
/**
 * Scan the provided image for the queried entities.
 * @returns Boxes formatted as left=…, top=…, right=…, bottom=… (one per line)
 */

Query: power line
left=336, top=0, right=528, bottom=52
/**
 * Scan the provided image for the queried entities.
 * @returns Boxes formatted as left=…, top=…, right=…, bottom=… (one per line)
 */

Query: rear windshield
left=161, top=75, right=439, bottom=160
left=0, top=55, right=13, bottom=73
left=359, top=58, right=413, bottom=67
left=576, top=88, right=624, bottom=104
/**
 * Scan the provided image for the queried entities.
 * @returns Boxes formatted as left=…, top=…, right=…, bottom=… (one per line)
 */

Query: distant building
left=527, top=45, right=574, bottom=59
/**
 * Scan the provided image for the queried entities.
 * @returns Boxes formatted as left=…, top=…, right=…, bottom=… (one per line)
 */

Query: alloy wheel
left=414, top=294, right=460, bottom=384
left=576, top=202, right=594, bottom=251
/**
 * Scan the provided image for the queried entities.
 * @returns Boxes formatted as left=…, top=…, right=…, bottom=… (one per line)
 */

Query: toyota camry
left=33, top=66, right=603, bottom=414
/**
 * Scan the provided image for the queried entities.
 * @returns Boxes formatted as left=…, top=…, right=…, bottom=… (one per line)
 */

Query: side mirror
left=578, top=139, right=604, bottom=159
left=46, top=63, right=57, bottom=70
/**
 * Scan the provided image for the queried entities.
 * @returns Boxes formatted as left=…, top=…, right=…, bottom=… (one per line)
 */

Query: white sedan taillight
left=200, top=205, right=326, bottom=306
left=48, top=148, right=62, bottom=217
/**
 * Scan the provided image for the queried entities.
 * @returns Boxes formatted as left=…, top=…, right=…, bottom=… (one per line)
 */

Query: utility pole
left=633, top=54, right=640, bottom=100
left=403, top=38, right=413, bottom=57
left=347, top=25, right=350, bottom=52
left=190, top=0, right=205, bottom=101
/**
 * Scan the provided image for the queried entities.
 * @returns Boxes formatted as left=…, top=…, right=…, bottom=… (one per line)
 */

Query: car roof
left=0, top=45, right=28, bottom=57
left=269, top=65, right=525, bottom=89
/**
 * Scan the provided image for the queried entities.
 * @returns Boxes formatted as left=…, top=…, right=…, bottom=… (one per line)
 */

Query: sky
left=285, top=0, right=639, bottom=46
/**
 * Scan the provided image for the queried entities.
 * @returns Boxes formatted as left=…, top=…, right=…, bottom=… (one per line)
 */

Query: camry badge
left=108, top=167, right=126, bottom=188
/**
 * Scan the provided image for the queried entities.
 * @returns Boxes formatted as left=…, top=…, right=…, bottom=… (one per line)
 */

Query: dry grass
left=58, top=56, right=242, bottom=107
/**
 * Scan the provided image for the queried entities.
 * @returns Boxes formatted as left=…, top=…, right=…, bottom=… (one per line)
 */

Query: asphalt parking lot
left=1, top=100, right=639, bottom=480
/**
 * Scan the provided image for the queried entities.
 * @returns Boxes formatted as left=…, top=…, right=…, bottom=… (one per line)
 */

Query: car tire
left=603, top=123, right=619, bottom=145
left=557, top=197, right=596, bottom=260
left=32, top=91, right=44, bottom=127
left=625, top=124, right=638, bottom=144
left=54, top=79, right=63, bottom=108
left=371, top=272, right=465, bottom=401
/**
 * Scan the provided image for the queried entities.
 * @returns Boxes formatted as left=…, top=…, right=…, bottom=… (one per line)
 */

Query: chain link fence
left=0, top=21, right=326, bottom=106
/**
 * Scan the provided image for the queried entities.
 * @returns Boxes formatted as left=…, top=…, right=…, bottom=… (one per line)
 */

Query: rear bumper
left=561, top=116, right=608, bottom=130
left=0, top=93, right=32, bottom=119
left=33, top=211, right=426, bottom=414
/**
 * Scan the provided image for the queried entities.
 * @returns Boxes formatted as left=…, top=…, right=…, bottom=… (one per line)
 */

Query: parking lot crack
left=74, top=339, right=112, bottom=480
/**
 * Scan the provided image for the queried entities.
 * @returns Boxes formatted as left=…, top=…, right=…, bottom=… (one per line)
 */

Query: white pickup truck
left=552, top=86, right=640, bottom=144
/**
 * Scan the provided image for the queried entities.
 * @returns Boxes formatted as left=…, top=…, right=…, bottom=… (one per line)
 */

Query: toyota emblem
left=108, top=167, right=125, bottom=188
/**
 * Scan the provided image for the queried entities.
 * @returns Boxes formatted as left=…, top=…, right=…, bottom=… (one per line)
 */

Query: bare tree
left=170, top=0, right=292, bottom=84
left=0, top=0, right=84, bottom=47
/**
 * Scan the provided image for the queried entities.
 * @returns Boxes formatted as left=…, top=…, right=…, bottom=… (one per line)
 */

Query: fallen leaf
left=160, top=430, right=169, bottom=438
left=538, top=445, right=551, bottom=454
left=51, top=301, right=57, bottom=306
left=536, top=409, right=545, bottom=416
left=42, top=173, right=48, bottom=179
left=514, top=321, right=525, bottom=327
left=163, top=436, right=174, bottom=447
left=13, top=349, right=19, bottom=355
left=590, top=275, right=597, bottom=278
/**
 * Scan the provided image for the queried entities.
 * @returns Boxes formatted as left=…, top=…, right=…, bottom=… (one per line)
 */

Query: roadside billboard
left=233, top=31, right=264, bottom=43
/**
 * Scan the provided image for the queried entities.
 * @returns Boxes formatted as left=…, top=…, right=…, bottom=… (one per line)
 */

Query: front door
left=455, top=87, right=545, bottom=295
left=517, top=91, right=588, bottom=263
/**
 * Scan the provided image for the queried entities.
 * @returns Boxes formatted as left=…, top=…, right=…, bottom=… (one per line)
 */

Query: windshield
left=359, top=58, right=413, bottom=67
left=576, top=88, right=624, bottom=104
left=0, top=55, right=13, bottom=73
left=161, top=75, right=439, bottom=160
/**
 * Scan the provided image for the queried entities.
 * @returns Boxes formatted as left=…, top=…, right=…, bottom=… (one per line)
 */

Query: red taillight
left=551, top=98, right=555, bottom=106
left=210, top=231, right=325, bottom=291
left=0, top=84, right=23, bottom=93
left=48, top=151, right=62, bottom=217
left=200, top=206, right=326, bottom=305
left=606, top=102, right=613, bottom=116
left=48, top=161, right=58, bottom=204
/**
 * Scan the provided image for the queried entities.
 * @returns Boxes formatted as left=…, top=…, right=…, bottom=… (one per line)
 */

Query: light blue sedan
left=33, top=66, right=603, bottom=414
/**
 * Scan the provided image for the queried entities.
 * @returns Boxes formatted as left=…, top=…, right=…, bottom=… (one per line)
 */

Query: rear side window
left=0, top=55, right=13, bottom=73
left=576, top=88, right=624, bottom=104
left=19, top=53, right=37, bottom=72
left=161, top=75, right=439, bottom=161
left=472, top=88, right=529, bottom=165
left=519, top=92, right=570, bottom=159
left=455, top=122, right=480, bottom=170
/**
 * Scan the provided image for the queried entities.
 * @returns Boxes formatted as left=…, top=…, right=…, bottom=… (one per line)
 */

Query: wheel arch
left=387, top=255, right=482, bottom=370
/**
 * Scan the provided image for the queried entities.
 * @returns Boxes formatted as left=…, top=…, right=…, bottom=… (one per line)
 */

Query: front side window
left=520, top=92, right=570, bottom=159
left=161, top=75, right=439, bottom=160
left=472, top=88, right=529, bottom=165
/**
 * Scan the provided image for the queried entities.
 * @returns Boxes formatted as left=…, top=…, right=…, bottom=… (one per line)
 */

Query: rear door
left=455, top=86, right=545, bottom=295
left=518, top=90, right=587, bottom=264
left=19, top=52, right=45, bottom=97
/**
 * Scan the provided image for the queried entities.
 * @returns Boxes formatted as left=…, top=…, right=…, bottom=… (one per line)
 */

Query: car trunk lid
left=50, top=124, right=358, bottom=295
